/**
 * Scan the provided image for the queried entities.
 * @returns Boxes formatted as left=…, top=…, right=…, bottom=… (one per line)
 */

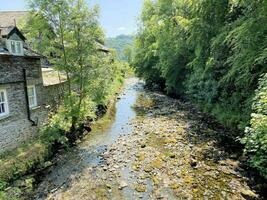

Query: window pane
left=31, top=87, right=34, bottom=96
left=28, top=87, right=33, bottom=97
left=0, top=90, right=7, bottom=115
left=16, top=42, right=21, bottom=54
left=27, top=86, right=37, bottom=108
left=0, top=92, right=4, bottom=102
left=0, top=103, right=4, bottom=113
left=28, top=92, right=32, bottom=98
left=30, top=97, right=34, bottom=106
left=0, top=103, right=5, bottom=113
left=11, top=41, right=16, bottom=53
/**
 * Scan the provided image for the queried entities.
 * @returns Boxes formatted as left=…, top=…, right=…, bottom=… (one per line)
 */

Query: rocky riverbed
left=33, top=79, right=260, bottom=200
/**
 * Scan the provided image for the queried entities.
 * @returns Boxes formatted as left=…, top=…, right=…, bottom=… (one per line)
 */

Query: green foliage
left=133, top=0, right=165, bottom=88
left=25, top=0, right=126, bottom=131
left=0, top=118, right=71, bottom=199
left=0, top=1, right=128, bottom=198
left=0, top=138, right=50, bottom=184
left=106, top=35, right=134, bottom=61
left=134, top=0, right=267, bottom=178
left=134, top=0, right=267, bottom=127
left=19, top=12, right=55, bottom=57
left=0, top=69, right=125, bottom=198
left=242, top=74, right=267, bottom=179
left=123, top=45, right=135, bottom=64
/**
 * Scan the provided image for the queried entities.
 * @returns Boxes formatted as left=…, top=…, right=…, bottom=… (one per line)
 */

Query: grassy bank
left=0, top=132, right=60, bottom=199
left=0, top=72, right=129, bottom=200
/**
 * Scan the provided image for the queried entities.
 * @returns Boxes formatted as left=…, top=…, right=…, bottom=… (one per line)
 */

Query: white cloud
left=118, top=27, right=126, bottom=31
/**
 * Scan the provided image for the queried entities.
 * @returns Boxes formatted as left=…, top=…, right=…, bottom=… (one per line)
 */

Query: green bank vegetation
left=106, top=35, right=134, bottom=61
left=133, top=0, right=266, bottom=178
left=243, top=74, right=267, bottom=179
left=24, top=0, right=124, bottom=136
left=0, top=0, right=130, bottom=199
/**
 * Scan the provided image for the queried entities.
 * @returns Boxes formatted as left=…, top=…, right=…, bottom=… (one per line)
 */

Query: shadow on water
left=33, top=78, right=144, bottom=199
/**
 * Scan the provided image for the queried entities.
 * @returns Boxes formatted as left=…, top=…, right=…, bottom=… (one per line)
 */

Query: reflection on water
left=78, top=78, right=143, bottom=165
left=35, top=78, right=143, bottom=198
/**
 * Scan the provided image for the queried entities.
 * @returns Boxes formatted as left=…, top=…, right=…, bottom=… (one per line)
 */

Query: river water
left=32, top=77, right=260, bottom=200
left=34, top=78, right=143, bottom=199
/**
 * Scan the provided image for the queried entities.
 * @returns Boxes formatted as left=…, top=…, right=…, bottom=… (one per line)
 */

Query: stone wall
left=43, top=83, right=67, bottom=109
left=0, top=55, right=42, bottom=84
left=0, top=82, right=48, bottom=152
left=0, top=55, right=48, bottom=153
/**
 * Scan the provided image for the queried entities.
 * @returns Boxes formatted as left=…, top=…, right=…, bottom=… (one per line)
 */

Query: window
left=0, top=89, right=9, bottom=117
left=8, top=40, right=23, bottom=55
left=27, top=86, right=37, bottom=108
left=11, top=41, right=16, bottom=53
left=16, top=42, right=22, bottom=54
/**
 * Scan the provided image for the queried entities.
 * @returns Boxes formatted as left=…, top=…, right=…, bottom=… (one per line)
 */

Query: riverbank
left=31, top=80, right=263, bottom=199
left=0, top=77, right=127, bottom=200
left=31, top=78, right=141, bottom=199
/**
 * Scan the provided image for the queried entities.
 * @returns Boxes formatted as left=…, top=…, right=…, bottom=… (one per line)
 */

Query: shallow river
left=34, top=78, right=143, bottom=199
left=33, top=77, right=260, bottom=200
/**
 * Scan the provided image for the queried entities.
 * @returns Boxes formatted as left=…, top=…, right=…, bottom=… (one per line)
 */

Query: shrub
left=242, top=74, right=267, bottom=179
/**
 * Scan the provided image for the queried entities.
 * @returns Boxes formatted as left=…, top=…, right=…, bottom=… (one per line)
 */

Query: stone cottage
left=0, top=11, right=110, bottom=153
left=0, top=25, right=66, bottom=153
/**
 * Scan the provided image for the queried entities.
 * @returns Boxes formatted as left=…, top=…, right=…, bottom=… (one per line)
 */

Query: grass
left=0, top=141, right=49, bottom=182
left=0, top=73, right=127, bottom=200
left=133, top=93, right=155, bottom=116
left=0, top=133, right=55, bottom=200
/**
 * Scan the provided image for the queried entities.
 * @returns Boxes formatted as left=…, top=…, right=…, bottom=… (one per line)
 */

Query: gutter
left=22, top=69, right=37, bottom=126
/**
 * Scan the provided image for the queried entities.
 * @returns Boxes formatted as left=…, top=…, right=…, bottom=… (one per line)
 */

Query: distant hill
left=106, top=35, right=134, bottom=61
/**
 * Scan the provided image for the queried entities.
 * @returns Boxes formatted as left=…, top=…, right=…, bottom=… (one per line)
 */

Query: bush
left=242, top=74, right=267, bottom=179
left=133, top=0, right=266, bottom=131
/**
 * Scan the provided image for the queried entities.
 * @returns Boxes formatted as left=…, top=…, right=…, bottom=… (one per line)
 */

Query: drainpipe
left=22, top=69, right=37, bottom=126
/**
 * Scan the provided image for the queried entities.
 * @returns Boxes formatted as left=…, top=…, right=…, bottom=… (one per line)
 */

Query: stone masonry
left=0, top=55, right=49, bottom=152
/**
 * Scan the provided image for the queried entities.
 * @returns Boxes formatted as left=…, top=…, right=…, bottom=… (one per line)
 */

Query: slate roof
left=0, top=11, right=28, bottom=27
left=0, top=27, right=14, bottom=36
left=0, top=26, right=40, bottom=57
left=0, top=11, right=109, bottom=56
left=0, top=26, right=26, bottom=41
left=42, top=68, right=67, bottom=86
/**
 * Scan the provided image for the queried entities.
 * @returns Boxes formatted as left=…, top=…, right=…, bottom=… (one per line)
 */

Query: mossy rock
left=144, top=165, right=153, bottom=173
left=135, top=184, right=146, bottom=192
left=137, top=152, right=146, bottom=161
left=151, top=175, right=160, bottom=185
left=169, top=183, right=180, bottom=190
left=132, top=162, right=140, bottom=171
left=150, top=158, right=163, bottom=169
left=184, top=175, right=194, bottom=184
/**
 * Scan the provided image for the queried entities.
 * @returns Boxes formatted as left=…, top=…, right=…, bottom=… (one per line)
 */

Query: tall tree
left=26, top=0, right=114, bottom=132
left=134, top=0, right=267, bottom=177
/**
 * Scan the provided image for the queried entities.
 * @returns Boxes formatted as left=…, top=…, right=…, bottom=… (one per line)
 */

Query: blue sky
left=0, top=0, right=143, bottom=37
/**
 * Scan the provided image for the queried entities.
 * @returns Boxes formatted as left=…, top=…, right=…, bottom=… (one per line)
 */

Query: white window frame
left=27, top=85, right=38, bottom=109
left=7, top=40, right=24, bottom=56
left=0, top=89, right=9, bottom=118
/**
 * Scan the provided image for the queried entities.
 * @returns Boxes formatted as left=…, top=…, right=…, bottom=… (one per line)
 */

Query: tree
left=106, top=35, right=134, bottom=61
left=134, top=0, right=267, bottom=177
left=134, top=0, right=266, bottom=128
left=133, top=0, right=165, bottom=88
left=26, top=0, right=118, bottom=137
left=243, top=73, right=267, bottom=179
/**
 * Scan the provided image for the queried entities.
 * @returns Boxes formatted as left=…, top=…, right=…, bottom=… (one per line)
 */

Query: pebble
left=36, top=87, right=258, bottom=200
left=118, top=181, right=128, bottom=190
